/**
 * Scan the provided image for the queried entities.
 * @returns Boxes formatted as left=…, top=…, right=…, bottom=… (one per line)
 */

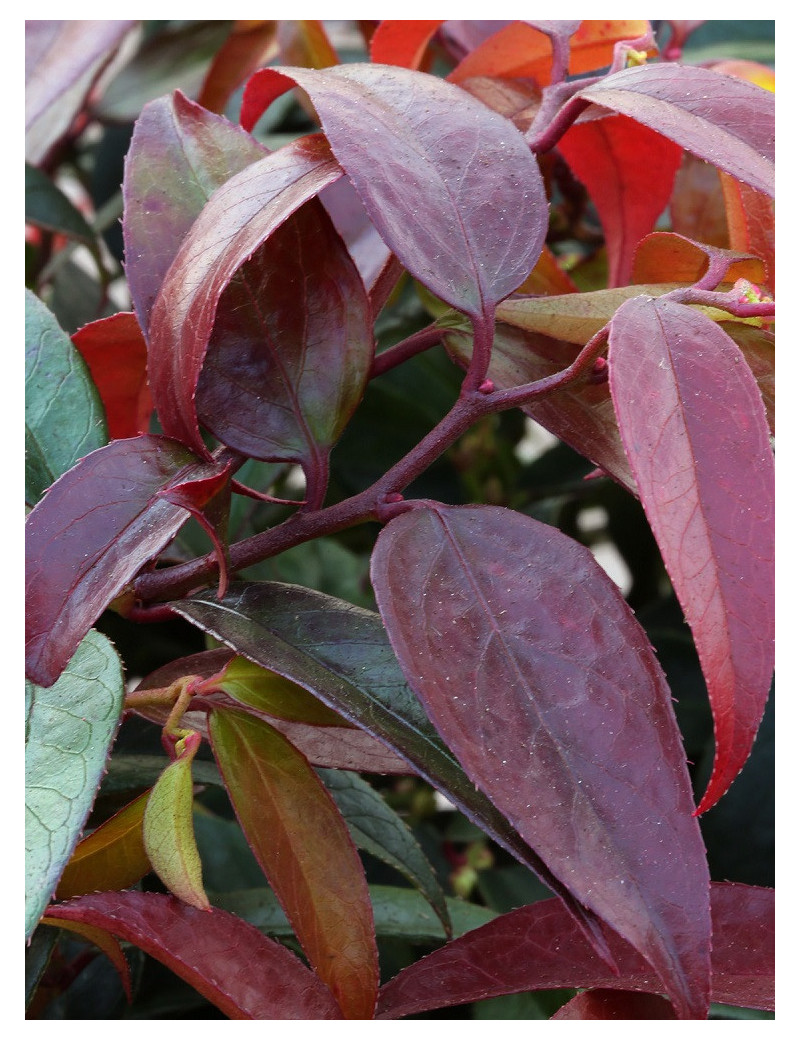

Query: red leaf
left=72, top=312, right=153, bottom=439
left=720, top=174, right=775, bottom=293
left=568, top=63, right=774, bottom=197
left=46, top=891, right=343, bottom=1019
left=123, top=91, right=267, bottom=337
left=209, top=708, right=379, bottom=1019
left=371, top=503, right=711, bottom=1019
left=377, top=883, right=774, bottom=1019
left=25, top=436, right=221, bottom=686
left=240, top=64, right=548, bottom=320
left=557, top=113, right=683, bottom=286
left=369, top=20, right=444, bottom=68
left=197, top=22, right=278, bottom=115
left=552, top=989, right=676, bottom=1019
left=608, top=298, right=774, bottom=813
left=147, top=134, right=347, bottom=461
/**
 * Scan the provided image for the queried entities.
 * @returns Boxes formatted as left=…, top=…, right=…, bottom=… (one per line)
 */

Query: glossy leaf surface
left=173, top=582, right=612, bottom=957
left=46, top=890, right=343, bottom=1019
left=608, top=297, right=774, bottom=813
left=442, top=322, right=636, bottom=493
left=122, top=90, right=267, bottom=335
left=209, top=708, right=379, bottom=1019
left=557, top=113, right=683, bottom=286
left=147, top=134, right=348, bottom=457
left=25, top=435, right=217, bottom=687
left=241, top=63, right=548, bottom=318
left=25, top=630, right=123, bottom=938
left=56, top=790, right=151, bottom=899
left=377, top=883, right=773, bottom=1019
left=569, top=63, right=774, bottom=196
left=25, top=289, right=107, bottom=506
left=371, top=504, right=711, bottom=1019
left=319, top=769, right=450, bottom=935
left=72, top=312, right=153, bottom=439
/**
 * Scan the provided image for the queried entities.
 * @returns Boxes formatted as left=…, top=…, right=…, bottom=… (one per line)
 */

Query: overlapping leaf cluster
left=25, top=19, right=774, bottom=1021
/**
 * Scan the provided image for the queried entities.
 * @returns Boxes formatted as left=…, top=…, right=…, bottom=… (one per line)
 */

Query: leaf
left=72, top=312, right=154, bottom=439
left=216, top=884, right=496, bottom=944
left=39, top=915, right=132, bottom=1001
left=318, top=769, right=451, bottom=936
left=25, top=289, right=108, bottom=505
left=567, top=63, right=774, bottom=197
left=377, top=882, right=774, bottom=1019
left=192, top=193, right=373, bottom=497
left=25, top=630, right=124, bottom=939
left=172, top=582, right=614, bottom=959
left=369, top=20, right=444, bottom=68
left=631, top=231, right=765, bottom=288
left=146, top=133, right=349, bottom=460
left=45, top=890, right=343, bottom=1019
left=442, top=321, right=636, bottom=493
left=25, top=163, right=95, bottom=243
left=197, top=21, right=278, bottom=115
left=25, top=21, right=135, bottom=163
left=25, top=435, right=219, bottom=687
left=56, top=790, right=151, bottom=899
left=551, top=989, right=677, bottom=1019
left=720, top=322, right=774, bottom=435
left=557, top=113, right=683, bottom=286
left=607, top=298, right=774, bottom=813
left=670, top=154, right=729, bottom=248
left=122, top=90, right=267, bottom=335
left=209, top=708, right=379, bottom=1019
left=370, top=503, right=711, bottom=1019
left=143, top=733, right=209, bottom=911
left=276, top=19, right=340, bottom=69
left=720, top=174, right=775, bottom=293
left=240, top=64, right=548, bottom=319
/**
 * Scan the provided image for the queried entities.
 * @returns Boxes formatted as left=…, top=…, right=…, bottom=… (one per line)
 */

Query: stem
left=370, top=323, right=443, bottom=378
left=463, top=310, right=496, bottom=391
left=663, top=285, right=775, bottom=318
left=526, top=88, right=592, bottom=153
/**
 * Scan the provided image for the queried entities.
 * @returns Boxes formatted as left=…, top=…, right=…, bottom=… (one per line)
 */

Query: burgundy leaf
left=147, top=133, right=349, bottom=460
left=557, top=112, right=683, bottom=286
left=25, top=436, right=221, bottom=687
left=377, top=882, right=773, bottom=1019
left=552, top=990, right=676, bottom=1019
left=608, top=297, right=774, bottom=813
left=47, top=891, right=343, bottom=1019
left=567, top=63, right=774, bottom=197
left=319, top=176, right=393, bottom=300
left=123, top=90, right=267, bottom=336
left=240, top=63, right=548, bottom=319
left=371, top=503, right=711, bottom=1019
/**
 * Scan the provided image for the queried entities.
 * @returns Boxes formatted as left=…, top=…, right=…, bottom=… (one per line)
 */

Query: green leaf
left=215, top=884, right=497, bottom=944
left=25, top=289, right=107, bottom=504
left=25, top=630, right=124, bottom=939
left=25, top=164, right=95, bottom=242
left=318, top=768, right=451, bottom=937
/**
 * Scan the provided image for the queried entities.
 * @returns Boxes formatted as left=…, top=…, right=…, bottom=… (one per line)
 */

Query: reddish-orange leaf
left=55, top=791, right=151, bottom=899
left=277, top=20, right=339, bottom=69
left=720, top=175, right=775, bottom=294
left=72, top=312, right=153, bottom=439
left=209, top=707, right=379, bottom=1019
left=369, top=20, right=444, bottom=68
left=632, top=231, right=765, bottom=287
left=670, top=154, right=729, bottom=248
left=197, top=21, right=278, bottom=115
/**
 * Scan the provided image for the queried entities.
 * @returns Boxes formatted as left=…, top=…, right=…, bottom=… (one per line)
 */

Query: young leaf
left=369, top=20, right=444, bottom=68
left=564, top=63, right=774, bottom=197
left=146, top=134, right=349, bottom=460
left=25, top=436, right=222, bottom=687
left=45, top=890, right=343, bottom=1019
left=209, top=708, right=379, bottom=1019
left=72, top=312, right=154, bottom=439
left=377, top=882, right=773, bottom=1019
left=240, top=63, right=548, bottom=320
left=318, top=768, right=451, bottom=936
left=122, top=90, right=267, bottom=335
left=631, top=232, right=765, bottom=288
left=143, top=733, right=209, bottom=911
left=371, top=504, right=711, bottom=1020
left=173, top=582, right=613, bottom=959
left=607, top=297, right=774, bottom=813
left=25, top=630, right=124, bottom=939
left=56, top=790, right=151, bottom=899
left=25, top=289, right=107, bottom=505
left=557, top=113, right=683, bottom=286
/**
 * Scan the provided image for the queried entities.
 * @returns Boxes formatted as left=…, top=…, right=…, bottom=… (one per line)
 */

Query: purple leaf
left=25, top=436, right=223, bottom=687
left=123, top=90, right=267, bottom=336
left=46, top=891, right=343, bottom=1019
left=568, top=63, right=774, bottom=197
left=241, top=63, right=548, bottom=319
left=377, top=882, right=773, bottom=1019
left=371, top=503, right=711, bottom=1019
left=608, top=297, right=774, bottom=813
